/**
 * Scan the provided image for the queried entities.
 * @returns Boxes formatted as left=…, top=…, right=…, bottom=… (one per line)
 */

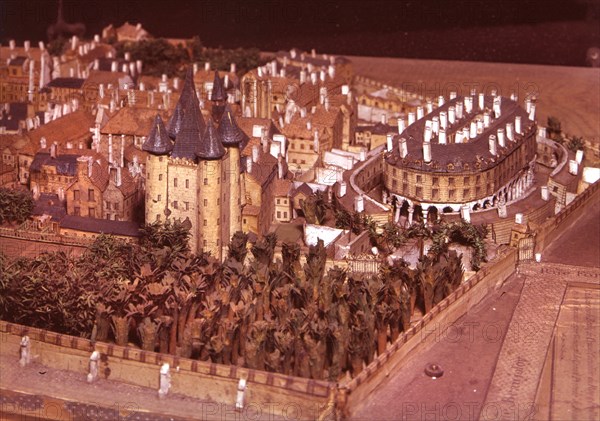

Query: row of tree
left=0, top=220, right=471, bottom=381
left=0, top=188, right=34, bottom=225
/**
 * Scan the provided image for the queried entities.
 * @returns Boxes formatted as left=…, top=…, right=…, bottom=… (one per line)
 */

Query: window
left=243, top=218, right=247, bottom=224
left=203, top=240, right=207, bottom=247
left=185, top=179, right=189, bottom=188
left=476, top=186, right=482, bottom=196
left=217, top=198, right=220, bottom=205
left=277, top=211, right=281, bottom=219
left=74, top=190, right=80, bottom=201
left=157, top=194, right=161, bottom=201
left=284, top=212, right=288, bottom=219
left=448, top=177, right=455, bottom=186
left=432, top=189, right=439, bottom=200
left=432, top=177, right=439, bottom=186
left=204, top=178, right=208, bottom=185
left=89, top=208, right=95, bottom=218
left=217, top=218, right=220, bottom=225
left=204, top=219, right=207, bottom=226
left=88, top=189, right=95, bottom=202
left=184, top=202, right=189, bottom=210
left=463, top=188, right=470, bottom=198
left=403, top=171, right=408, bottom=180
left=392, top=179, right=398, bottom=188
left=300, top=143, right=305, bottom=150
left=277, top=198, right=280, bottom=204
left=173, top=201, right=178, bottom=209
left=464, top=176, right=470, bottom=185
left=159, top=174, right=163, bottom=181
left=416, top=186, right=422, bottom=196
left=393, top=168, right=397, bottom=176
left=449, top=189, right=455, bottom=200
left=301, top=160, right=306, bottom=164
left=74, top=207, right=80, bottom=216
left=204, top=199, right=208, bottom=207
left=174, top=178, right=178, bottom=187
left=416, top=175, right=422, bottom=183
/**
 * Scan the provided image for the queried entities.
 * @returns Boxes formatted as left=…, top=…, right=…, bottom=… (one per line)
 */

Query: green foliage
left=0, top=188, right=34, bottom=225
left=139, top=219, right=191, bottom=254
left=547, top=116, right=563, bottom=142
left=567, top=136, right=585, bottom=152
left=428, top=220, right=488, bottom=271
left=301, top=190, right=329, bottom=225
left=115, top=38, right=190, bottom=78
left=47, top=37, right=68, bottom=56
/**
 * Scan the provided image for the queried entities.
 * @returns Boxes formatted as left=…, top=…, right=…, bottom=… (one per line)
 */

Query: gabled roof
left=101, top=107, right=170, bottom=136
left=211, top=71, right=227, bottom=102
left=196, top=118, right=225, bottom=160
left=218, top=105, right=247, bottom=147
left=142, top=114, right=173, bottom=155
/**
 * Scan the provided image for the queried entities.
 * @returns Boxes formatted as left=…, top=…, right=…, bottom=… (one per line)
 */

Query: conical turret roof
left=142, top=114, right=173, bottom=155
left=167, top=67, right=196, bottom=140
left=171, top=93, right=206, bottom=160
left=197, top=118, right=225, bottom=160
left=211, top=70, right=227, bottom=102
left=218, top=105, right=248, bottom=147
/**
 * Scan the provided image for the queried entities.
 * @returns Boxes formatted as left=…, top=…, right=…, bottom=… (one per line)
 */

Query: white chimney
left=108, top=134, right=113, bottom=164
left=328, top=64, right=335, bottom=79
left=529, top=104, right=536, bottom=121
left=448, top=106, right=455, bottom=124
left=311, top=72, right=318, bottom=85
left=426, top=99, right=433, bottom=114
left=277, top=155, right=284, bottom=179
left=341, top=85, right=350, bottom=95
left=438, top=95, right=445, bottom=107
left=449, top=91, right=457, bottom=100
left=99, top=83, right=105, bottom=98
left=478, top=93, right=484, bottom=110
left=541, top=186, right=549, bottom=201
left=456, top=101, right=464, bottom=119
left=230, top=63, right=236, bottom=73
left=386, top=134, right=393, bottom=152
left=493, top=96, right=501, bottom=117
left=483, top=112, right=490, bottom=128
left=497, top=128, right=505, bottom=147
left=439, top=127, right=447, bottom=144
left=28, top=60, right=34, bottom=102
left=464, top=96, right=472, bottom=114
left=416, top=106, right=424, bottom=120
left=506, top=123, right=514, bottom=141
left=399, top=137, right=408, bottom=158
left=124, top=52, right=131, bottom=61
left=116, top=167, right=122, bottom=187
left=515, top=213, right=524, bottom=224
left=139, top=82, right=145, bottom=91
left=515, top=116, right=522, bottom=135
left=455, top=131, right=463, bottom=144
left=354, top=195, right=364, bottom=213
left=576, top=149, right=584, bottom=164
left=423, top=142, right=432, bottom=163
left=432, top=116, right=439, bottom=135
left=569, top=160, right=579, bottom=175
left=38, top=41, right=45, bottom=50
left=381, top=114, right=387, bottom=124
left=111, top=61, right=118, bottom=72
left=525, top=98, right=531, bottom=113
left=408, top=112, right=415, bottom=125
left=136, top=60, right=143, bottom=74
left=71, top=36, right=78, bottom=51
left=477, top=119, right=483, bottom=134
left=397, top=118, right=405, bottom=134
left=439, top=111, right=447, bottom=129
left=24, top=40, right=30, bottom=51
left=306, top=120, right=312, bottom=130
left=462, top=126, right=469, bottom=142
left=129, top=62, right=136, bottom=76
left=9, top=39, right=15, bottom=50
left=300, top=70, right=307, bottom=84
left=313, top=130, right=319, bottom=152
left=94, top=34, right=100, bottom=43
left=538, top=127, right=547, bottom=138
left=489, top=135, right=497, bottom=156
left=69, top=68, right=75, bottom=77
left=252, top=145, right=260, bottom=163
left=424, top=126, right=432, bottom=143
left=121, top=64, right=128, bottom=73
left=40, top=137, right=47, bottom=149
left=246, top=156, right=253, bottom=173
left=470, top=121, right=477, bottom=139
left=338, top=181, right=347, bottom=197
left=205, top=62, right=210, bottom=71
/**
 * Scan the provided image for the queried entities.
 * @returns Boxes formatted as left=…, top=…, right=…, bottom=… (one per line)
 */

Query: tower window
left=184, top=202, right=189, bottom=210
left=204, top=199, right=208, bottom=206
left=204, top=219, right=207, bottom=226
left=159, top=174, right=163, bottom=181
left=185, top=179, right=189, bottom=188
left=204, top=178, right=208, bottom=185
left=173, top=201, right=178, bottom=209
left=174, top=178, right=178, bottom=187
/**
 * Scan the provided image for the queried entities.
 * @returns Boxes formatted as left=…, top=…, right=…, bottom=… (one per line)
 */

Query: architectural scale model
left=0, top=17, right=598, bottom=421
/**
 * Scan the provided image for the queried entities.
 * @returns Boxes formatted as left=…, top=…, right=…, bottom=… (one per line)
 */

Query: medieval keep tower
left=143, top=68, right=246, bottom=259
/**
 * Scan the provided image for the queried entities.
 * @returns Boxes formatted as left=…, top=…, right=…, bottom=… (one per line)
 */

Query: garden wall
left=0, top=322, right=336, bottom=420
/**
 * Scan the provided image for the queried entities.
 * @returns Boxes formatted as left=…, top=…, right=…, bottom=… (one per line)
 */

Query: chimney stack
left=386, top=133, right=393, bottom=152
left=439, top=127, right=447, bottom=144
left=24, top=40, right=30, bottom=51
left=277, top=155, right=284, bottom=179
left=38, top=41, right=45, bottom=50
left=50, top=142, right=57, bottom=158
left=416, top=106, right=424, bottom=120
left=111, top=61, right=117, bottom=72
left=252, top=145, right=260, bottom=163
left=449, top=91, right=457, bottom=100
left=448, top=106, right=455, bottom=124
left=397, top=118, right=405, bottom=134
left=506, top=123, right=514, bottom=141
left=497, top=128, right=506, bottom=147
left=205, top=62, right=210, bottom=71
left=136, top=60, right=143, bottom=75
left=438, top=95, right=445, bottom=107
left=529, top=103, right=536, bottom=121
left=456, top=101, right=464, bottom=119
left=439, top=111, right=447, bottom=129
left=399, top=137, right=408, bottom=158
left=489, top=134, right=497, bottom=156
left=515, top=116, right=522, bottom=135
left=483, top=111, right=490, bottom=128
left=354, top=195, right=364, bottom=213
left=9, top=39, right=15, bottom=50
left=478, top=93, right=484, bottom=110
left=408, top=112, right=415, bottom=125
left=476, top=119, right=483, bottom=134
left=424, top=125, right=432, bottom=143
left=493, top=96, right=501, bottom=117
left=470, top=121, right=477, bottom=139
left=432, top=116, right=439, bottom=135
left=313, top=130, right=319, bottom=152
left=423, top=142, right=432, bottom=163
left=464, top=96, right=472, bottom=114
left=525, top=98, right=531, bottom=113
left=246, top=156, right=253, bottom=173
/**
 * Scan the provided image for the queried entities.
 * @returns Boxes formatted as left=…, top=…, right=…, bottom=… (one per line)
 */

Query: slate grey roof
left=218, top=105, right=248, bottom=147
left=167, top=67, right=195, bottom=140
left=171, top=93, right=205, bottom=160
left=196, top=118, right=225, bottom=160
left=211, top=70, right=227, bottom=102
left=142, top=114, right=173, bottom=155
left=47, top=78, right=85, bottom=89
left=30, top=153, right=79, bottom=175
left=32, top=193, right=67, bottom=221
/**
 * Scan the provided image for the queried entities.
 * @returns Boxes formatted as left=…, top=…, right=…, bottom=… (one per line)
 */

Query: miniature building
left=383, top=94, right=537, bottom=218
left=143, top=69, right=246, bottom=259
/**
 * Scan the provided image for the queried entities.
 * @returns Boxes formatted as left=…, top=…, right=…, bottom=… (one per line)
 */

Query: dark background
left=1, top=0, right=599, bottom=67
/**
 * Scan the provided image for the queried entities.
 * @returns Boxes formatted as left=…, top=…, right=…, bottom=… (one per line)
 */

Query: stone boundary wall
left=535, top=179, right=599, bottom=254
left=337, top=245, right=517, bottom=417
left=0, top=226, right=94, bottom=247
left=0, top=322, right=336, bottom=420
